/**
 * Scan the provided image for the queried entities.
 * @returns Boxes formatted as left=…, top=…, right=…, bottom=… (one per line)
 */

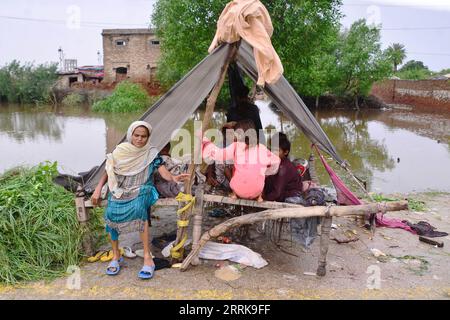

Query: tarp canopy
left=84, top=41, right=343, bottom=192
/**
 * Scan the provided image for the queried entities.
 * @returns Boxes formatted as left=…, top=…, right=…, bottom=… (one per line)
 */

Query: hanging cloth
left=313, top=145, right=415, bottom=234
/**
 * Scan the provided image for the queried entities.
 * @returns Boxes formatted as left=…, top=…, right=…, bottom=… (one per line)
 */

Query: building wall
left=103, top=32, right=160, bottom=83
left=371, top=79, right=450, bottom=111
left=55, top=73, right=84, bottom=89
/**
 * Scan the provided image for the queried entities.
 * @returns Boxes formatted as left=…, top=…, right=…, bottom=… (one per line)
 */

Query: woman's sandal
left=122, top=246, right=137, bottom=259
left=100, top=248, right=125, bottom=262
left=138, top=265, right=155, bottom=280
left=87, top=250, right=108, bottom=263
left=105, top=257, right=124, bottom=276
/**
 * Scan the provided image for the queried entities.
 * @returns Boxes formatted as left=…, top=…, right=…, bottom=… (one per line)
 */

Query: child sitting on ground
left=153, top=143, right=185, bottom=198
left=202, top=119, right=280, bottom=202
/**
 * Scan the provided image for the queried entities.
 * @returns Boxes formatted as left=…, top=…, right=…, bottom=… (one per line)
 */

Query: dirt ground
left=1, top=192, right=449, bottom=300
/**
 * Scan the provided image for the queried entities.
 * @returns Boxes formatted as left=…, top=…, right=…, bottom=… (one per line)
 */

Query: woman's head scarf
left=105, top=121, right=158, bottom=198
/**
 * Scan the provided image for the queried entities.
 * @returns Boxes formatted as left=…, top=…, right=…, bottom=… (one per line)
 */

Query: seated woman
left=263, top=132, right=320, bottom=248
left=202, top=119, right=280, bottom=202
left=91, top=121, right=188, bottom=279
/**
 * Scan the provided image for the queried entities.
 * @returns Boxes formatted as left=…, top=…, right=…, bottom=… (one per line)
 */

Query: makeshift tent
left=84, top=40, right=343, bottom=193
left=77, top=0, right=410, bottom=276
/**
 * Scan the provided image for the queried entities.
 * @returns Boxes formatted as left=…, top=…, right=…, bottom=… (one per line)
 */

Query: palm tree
left=386, top=43, right=406, bottom=72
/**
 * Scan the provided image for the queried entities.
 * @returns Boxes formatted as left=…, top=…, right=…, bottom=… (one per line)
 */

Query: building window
left=115, top=40, right=127, bottom=46
left=150, top=40, right=160, bottom=45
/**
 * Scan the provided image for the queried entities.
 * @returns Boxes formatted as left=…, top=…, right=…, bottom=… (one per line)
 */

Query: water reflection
left=0, top=105, right=64, bottom=142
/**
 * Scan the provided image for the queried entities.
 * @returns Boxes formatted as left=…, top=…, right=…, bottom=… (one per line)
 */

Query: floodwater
left=1, top=101, right=449, bottom=194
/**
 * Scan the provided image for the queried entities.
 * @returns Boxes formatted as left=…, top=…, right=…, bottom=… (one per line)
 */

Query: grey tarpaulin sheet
left=84, top=41, right=343, bottom=192
left=236, top=40, right=343, bottom=164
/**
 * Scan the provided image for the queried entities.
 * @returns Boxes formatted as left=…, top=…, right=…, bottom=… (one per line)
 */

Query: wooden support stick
left=316, top=215, right=333, bottom=276
left=75, top=187, right=94, bottom=256
left=308, top=152, right=319, bottom=185
left=191, top=186, right=205, bottom=265
left=180, top=200, right=408, bottom=271
left=172, top=43, right=240, bottom=263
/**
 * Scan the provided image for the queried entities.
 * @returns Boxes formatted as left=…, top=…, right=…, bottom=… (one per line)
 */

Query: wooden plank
left=203, top=194, right=303, bottom=209
left=84, top=197, right=179, bottom=208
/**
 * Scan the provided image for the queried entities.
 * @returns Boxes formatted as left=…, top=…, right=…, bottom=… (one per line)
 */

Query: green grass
left=0, top=162, right=103, bottom=284
left=92, top=81, right=155, bottom=113
left=370, top=193, right=427, bottom=212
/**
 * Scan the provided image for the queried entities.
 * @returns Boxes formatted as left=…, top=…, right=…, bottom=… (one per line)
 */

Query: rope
left=171, top=192, right=196, bottom=259
left=177, top=219, right=190, bottom=227
left=175, top=192, right=196, bottom=215
left=170, top=233, right=188, bottom=259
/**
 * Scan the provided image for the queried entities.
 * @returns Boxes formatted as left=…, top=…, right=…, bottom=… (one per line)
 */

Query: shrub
left=61, top=93, right=84, bottom=106
left=92, top=81, right=151, bottom=113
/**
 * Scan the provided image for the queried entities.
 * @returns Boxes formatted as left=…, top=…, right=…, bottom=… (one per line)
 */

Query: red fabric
left=313, top=145, right=415, bottom=234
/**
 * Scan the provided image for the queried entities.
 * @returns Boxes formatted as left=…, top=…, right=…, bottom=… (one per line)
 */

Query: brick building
left=102, top=28, right=161, bottom=83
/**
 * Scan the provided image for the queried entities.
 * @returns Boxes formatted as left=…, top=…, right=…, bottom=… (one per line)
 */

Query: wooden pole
left=75, top=186, right=94, bottom=256
left=172, top=42, right=239, bottom=263
left=191, top=186, right=204, bottom=265
left=308, top=152, right=320, bottom=185
left=316, top=215, right=333, bottom=276
left=180, top=200, right=408, bottom=271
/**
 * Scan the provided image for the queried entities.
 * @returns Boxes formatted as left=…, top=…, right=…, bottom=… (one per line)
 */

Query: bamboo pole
left=180, top=200, right=408, bottom=271
left=172, top=42, right=240, bottom=263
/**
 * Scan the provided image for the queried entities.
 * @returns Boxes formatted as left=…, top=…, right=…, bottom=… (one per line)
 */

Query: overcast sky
left=0, top=0, right=449, bottom=71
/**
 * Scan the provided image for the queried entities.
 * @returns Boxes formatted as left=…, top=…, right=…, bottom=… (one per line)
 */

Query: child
left=154, top=143, right=186, bottom=198
left=202, top=119, right=280, bottom=202
left=205, top=122, right=236, bottom=193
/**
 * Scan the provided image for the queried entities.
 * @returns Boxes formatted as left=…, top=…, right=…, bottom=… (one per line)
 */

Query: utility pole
left=58, top=47, right=65, bottom=72
left=97, top=51, right=102, bottom=65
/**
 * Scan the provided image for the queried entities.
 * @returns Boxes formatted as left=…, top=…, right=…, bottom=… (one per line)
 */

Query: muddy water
left=1, top=102, right=449, bottom=194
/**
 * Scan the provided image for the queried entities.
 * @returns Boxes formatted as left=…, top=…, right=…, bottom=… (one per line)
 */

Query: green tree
left=386, top=43, right=406, bottom=72
left=397, top=60, right=431, bottom=80
left=151, top=0, right=343, bottom=98
left=332, top=19, right=392, bottom=108
left=400, top=60, right=429, bottom=72
left=0, top=60, right=58, bottom=104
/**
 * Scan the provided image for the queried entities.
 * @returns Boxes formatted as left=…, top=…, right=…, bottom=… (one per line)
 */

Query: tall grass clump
left=92, top=81, right=151, bottom=113
left=0, top=162, right=102, bottom=284
left=61, top=92, right=84, bottom=106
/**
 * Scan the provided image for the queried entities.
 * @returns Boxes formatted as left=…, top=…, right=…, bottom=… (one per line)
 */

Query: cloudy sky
left=0, top=0, right=449, bottom=71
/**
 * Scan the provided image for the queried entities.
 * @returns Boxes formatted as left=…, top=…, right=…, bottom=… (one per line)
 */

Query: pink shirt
left=202, top=139, right=280, bottom=199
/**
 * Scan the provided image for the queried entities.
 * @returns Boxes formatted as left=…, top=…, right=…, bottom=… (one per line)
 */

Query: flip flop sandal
left=135, top=249, right=155, bottom=259
left=122, top=246, right=137, bottom=259
left=138, top=265, right=155, bottom=280
left=105, top=257, right=124, bottom=276
left=87, top=250, right=108, bottom=263
left=100, top=248, right=125, bottom=262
